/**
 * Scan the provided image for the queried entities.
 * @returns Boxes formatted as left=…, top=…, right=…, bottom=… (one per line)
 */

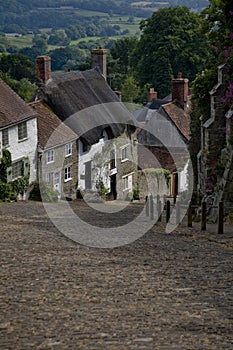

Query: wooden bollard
left=218, top=201, right=224, bottom=234
left=173, top=194, right=177, bottom=205
left=149, top=195, right=154, bottom=220
left=157, top=200, right=162, bottom=222
left=146, top=195, right=149, bottom=217
left=176, top=201, right=180, bottom=225
left=188, top=206, right=192, bottom=227
left=166, top=200, right=170, bottom=223
left=201, top=201, right=206, bottom=231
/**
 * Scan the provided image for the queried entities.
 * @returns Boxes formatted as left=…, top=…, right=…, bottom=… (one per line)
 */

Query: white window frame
left=121, top=144, right=129, bottom=162
left=64, top=165, right=72, bottom=182
left=2, top=128, right=9, bottom=147
left=12, top=159, right=23, bottom=180
left=122, top=175, right=129, bottom=190
left=18, top=121, right=28, bottom=141
left=65, top=142, right=72, bottom=157
left=47, top=149, right=54, bottom=164
left=122, top=172, right=134, bottom=191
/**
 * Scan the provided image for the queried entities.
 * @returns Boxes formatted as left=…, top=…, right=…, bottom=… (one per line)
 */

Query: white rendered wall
left=0, top=118, right=38, bottom=183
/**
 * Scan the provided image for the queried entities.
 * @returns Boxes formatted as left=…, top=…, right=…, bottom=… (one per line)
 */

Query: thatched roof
left=37, top=69, right=135, bottom=144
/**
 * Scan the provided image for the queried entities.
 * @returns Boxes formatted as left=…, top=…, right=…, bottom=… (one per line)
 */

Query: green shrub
left=0, top=182, right=12, bottom=201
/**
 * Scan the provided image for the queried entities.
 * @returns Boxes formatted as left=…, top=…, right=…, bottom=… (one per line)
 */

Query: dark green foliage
left=133, top=6, right=213, bottom=97
left=0, top=183, right=12, bottom=201
left=0, top=53, right=35, bottom=82
left=0, top=149, right=12, bottom=183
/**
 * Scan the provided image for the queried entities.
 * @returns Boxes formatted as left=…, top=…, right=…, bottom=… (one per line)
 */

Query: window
left=121, top=145, right=129, bottom=162
left=122, top=176, right=129, bottom=190
left=80, top=139, right=89, bottom=153
left=2, top=129, right=9, bottom=147
left=65, top=142, right=72, bottom=157
left=18, top=122, right=27, bottom=141
left=122, top=173, right=133, bottom=191
left=47, top=149, right=54, bottom=164
left=110, top=149, right=116, bottom=169
left=12, top=160, right=23, bottom=179
left=45, top=172, right=51, bottom=183
left=64, top=165, right=72, bottom=181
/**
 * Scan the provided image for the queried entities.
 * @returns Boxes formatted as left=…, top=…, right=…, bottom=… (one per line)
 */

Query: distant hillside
left=0, top=0, right=209, bottom=32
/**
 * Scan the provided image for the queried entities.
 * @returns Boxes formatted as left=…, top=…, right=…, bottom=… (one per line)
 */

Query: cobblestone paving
left=0, top=201, right=232, bottom=350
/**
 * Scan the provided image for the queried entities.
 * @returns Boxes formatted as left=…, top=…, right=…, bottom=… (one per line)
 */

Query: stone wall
left=138, top=169, right=170, bottom=200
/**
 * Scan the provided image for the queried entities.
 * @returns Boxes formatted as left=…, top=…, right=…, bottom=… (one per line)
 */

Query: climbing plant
left=0, top=150, right=30, bottom=201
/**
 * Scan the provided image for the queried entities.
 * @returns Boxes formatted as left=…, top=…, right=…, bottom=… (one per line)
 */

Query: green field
left=6, top=35, right=33, bottom=49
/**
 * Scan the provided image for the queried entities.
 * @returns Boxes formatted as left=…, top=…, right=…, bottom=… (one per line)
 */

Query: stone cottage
left=134, top=73, right=191, bottom=199
left=197, top=62, right=233, bottom=219
left=29, top=100, right=78, bottom=200
left=34, top=54, right=137, bottom=201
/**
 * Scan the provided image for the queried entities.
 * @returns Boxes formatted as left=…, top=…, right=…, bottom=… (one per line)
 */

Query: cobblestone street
left=0, top=200, right=233, bottom=350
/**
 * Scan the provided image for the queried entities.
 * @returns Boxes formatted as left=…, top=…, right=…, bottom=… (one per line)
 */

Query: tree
left=32, top=35, right=48, bottom=55
left=0, top=71, right=35, bottom=102
left=48, top=29, right=70, bottom=46
left=49, top=46, right=86, bottom=71
left=133, top=6, right=212, bottom=97
left=201, top=0, right=233, bottom=55
left=121, top=76, right=140, bottom=103
left=110, top=36, right=138, bottom=76
left=0, top=53, right=36, bottom=82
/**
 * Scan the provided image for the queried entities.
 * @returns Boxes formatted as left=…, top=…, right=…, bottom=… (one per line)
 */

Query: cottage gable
left=0, top=79, right=36, bottom=128
left=0, top=79, right=38, bottom=197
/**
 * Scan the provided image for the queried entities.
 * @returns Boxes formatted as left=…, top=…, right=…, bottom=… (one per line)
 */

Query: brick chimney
left=36, top=56, right=51, bottom=83
left=148, top=87, right=157, bottom=102
left=171, top=72, right=189, bottom=109
left=91, top=46, right=107, bottom=79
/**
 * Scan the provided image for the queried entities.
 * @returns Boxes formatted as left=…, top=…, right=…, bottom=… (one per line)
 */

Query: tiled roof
left=0, top=79, right=36, bottom=128
left=138, top=144, right=189, bottom=172
left=160, top=102, right=190, bottom=141
left=29, top=100, right=77, bottom=149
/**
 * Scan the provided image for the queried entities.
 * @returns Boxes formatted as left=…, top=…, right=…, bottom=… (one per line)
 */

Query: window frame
left=12, top=159, right=24, bottom=180
left=121, top=144, right=129, bottom=162
left=46, top=149, right=54, bottom=164
left=18, top=121, right=28, bottom=141
left=2, top=128, right=9, bottom=147
left=64, top=165, right=72, bottom=182
left=65, top=142, right=72, bottom=157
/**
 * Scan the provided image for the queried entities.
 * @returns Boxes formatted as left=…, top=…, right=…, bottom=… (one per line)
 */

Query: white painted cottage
left=0, top=79, right=38, bottom=198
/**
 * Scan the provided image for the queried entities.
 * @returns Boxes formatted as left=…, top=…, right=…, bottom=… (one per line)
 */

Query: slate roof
left=37, top=69, right=135, bottom=144
left=29, top=100, right=77, bottom=150
left=0, top=79, right=36, bottom=128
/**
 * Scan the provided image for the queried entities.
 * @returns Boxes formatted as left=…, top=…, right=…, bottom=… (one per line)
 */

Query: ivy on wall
left=0, top=149, right=30, bottom=201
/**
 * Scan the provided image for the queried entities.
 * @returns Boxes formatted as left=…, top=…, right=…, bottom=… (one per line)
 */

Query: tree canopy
left=132, top=6, right=213, bottom=97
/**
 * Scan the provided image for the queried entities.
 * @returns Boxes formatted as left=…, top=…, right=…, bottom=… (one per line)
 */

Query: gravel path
left=0, top=200, right=232, bottom=350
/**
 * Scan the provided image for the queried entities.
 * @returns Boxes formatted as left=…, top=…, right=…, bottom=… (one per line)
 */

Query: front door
left=54, top=171, right=61, bottom=193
